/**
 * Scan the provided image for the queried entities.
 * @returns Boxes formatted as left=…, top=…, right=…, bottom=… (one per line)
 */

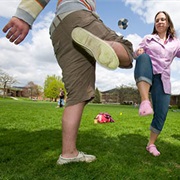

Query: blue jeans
left=134, top=54, right=170, bottom=134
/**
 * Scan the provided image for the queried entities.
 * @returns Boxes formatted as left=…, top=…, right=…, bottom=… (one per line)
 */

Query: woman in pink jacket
left=134, top=11, right=180, bottom=156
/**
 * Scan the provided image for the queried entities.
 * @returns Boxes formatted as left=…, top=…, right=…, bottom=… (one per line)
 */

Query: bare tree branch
left=0, top=69, right=18, bottom=97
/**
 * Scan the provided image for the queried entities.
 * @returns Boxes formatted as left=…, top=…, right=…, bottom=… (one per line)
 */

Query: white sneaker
left=71, top=27, right=119, bottom=70
left=57, top=151, right=96, bottom=165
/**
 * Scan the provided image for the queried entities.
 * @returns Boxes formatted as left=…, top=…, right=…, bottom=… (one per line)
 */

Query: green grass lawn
left=0, top=99, right=179, bottom=180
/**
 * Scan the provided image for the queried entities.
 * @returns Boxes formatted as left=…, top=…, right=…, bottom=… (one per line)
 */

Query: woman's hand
left=136, top=48, right=145, bottom=56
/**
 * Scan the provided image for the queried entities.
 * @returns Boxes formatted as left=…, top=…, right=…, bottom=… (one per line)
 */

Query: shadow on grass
left=0, top=128, right=179, bottom=180
left=171, top=134, right=180, bottom=141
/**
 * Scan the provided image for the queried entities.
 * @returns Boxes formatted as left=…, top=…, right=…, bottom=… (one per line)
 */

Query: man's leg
left=51, top=11, right=97, bottom=165
left=107, top=41, right=131, bottom=68
left=71, top=27, right=119, bottom=70
left=71, top=27, right=134, bottom=69
left=57, top=102, right=96, bottom=165
left=61, top=102, right=85, bottom=158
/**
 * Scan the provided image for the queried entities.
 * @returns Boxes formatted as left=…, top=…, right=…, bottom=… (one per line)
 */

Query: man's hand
left=3, top=17, right=30, bottom=45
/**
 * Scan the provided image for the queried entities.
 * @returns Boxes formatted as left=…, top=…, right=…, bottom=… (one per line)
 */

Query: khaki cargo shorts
left=50, top=10, right=133, bottom=106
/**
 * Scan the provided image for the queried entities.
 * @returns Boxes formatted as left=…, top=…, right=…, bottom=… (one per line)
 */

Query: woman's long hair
left=152, top=11, right=176, bottom=38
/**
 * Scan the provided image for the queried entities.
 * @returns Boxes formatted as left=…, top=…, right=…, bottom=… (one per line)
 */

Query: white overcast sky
left=0, top=0, right=180, bottom=94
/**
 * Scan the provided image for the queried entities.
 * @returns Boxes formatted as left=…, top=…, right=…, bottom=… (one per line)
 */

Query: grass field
left=0, top=99, right=180, bottom=180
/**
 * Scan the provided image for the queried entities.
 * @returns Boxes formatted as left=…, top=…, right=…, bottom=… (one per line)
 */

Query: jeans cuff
left=150, top=125, right=161, bottom=134
left=135, top=76, right=152, bottom=85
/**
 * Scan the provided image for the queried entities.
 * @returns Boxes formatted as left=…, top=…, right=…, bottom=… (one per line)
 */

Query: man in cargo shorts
left=2, top=0, right=134, bottom=165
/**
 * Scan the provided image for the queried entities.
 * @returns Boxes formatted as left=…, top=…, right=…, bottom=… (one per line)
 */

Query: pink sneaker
left=146, top=144, right=160, bottom=156
left=139, top=100, right=153, bottom=116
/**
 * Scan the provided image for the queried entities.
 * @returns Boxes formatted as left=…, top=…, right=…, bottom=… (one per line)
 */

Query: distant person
left=2, top=0, right=134, bottom=164
left=134, top=11, right=180, bottom=156
left=59, top=88, right=65, bottom=107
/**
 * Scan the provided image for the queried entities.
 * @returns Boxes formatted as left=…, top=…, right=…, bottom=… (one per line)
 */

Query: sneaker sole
left=57, top=156, right=96, bottom=165
left=71, top=27, right=119, bottom=70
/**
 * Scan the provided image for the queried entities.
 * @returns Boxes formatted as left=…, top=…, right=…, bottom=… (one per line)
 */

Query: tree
left=117, top=85, right=140, bottom=104
left=44, top=75, right=65, bottom=101
left=0, top=70, right=18, bottom=97
left=93, top=88, right=101, bottom=103
left=23, top=81, right=43, bottom=99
